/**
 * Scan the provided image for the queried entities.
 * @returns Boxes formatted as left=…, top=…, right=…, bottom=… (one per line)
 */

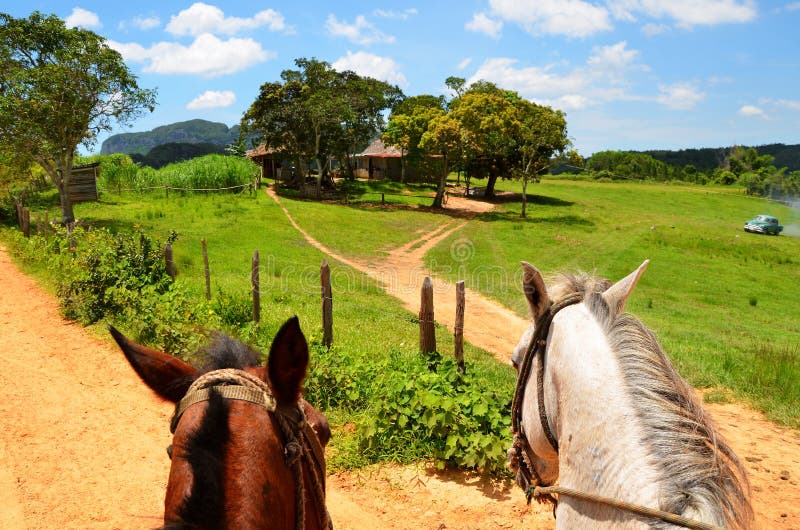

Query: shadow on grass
left=477, top=211, right=594, bottom=228
left=490, top=191, right=574, bottom=207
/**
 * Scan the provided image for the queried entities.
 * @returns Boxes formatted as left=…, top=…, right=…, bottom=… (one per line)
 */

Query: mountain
left=101, top=119, right=240, bottom=155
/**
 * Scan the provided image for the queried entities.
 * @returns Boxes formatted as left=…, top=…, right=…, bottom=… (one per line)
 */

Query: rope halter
left=172, top=368, right=332, bottom=530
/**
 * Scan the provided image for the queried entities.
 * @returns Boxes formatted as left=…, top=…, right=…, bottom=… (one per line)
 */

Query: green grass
left=278, top=180, right=449, bottom=258
left=423, top=177, right=800, bottom=427
left=2, top=188, right=515, bottom=471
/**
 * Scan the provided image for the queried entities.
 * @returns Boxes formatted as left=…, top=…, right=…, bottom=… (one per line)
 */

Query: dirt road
left=1, top=190, right=798, bottom=529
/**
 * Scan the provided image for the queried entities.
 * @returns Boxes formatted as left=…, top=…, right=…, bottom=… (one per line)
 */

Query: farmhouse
left=354, top=139, right=416, bottom=181
left=246, top=143, right=284, bottom=185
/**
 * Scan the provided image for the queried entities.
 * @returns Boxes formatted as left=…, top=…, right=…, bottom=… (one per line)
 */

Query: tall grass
left=92, top=154, right=259, bottom=192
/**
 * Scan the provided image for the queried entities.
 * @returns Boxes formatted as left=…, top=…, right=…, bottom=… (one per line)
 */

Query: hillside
left=101, top=119, right=240, bottom=155
left=641, top=143, right=800, bottom=172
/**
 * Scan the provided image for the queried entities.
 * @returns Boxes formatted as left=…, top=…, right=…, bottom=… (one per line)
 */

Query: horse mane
left=550, top=273, right=754, bottom=530
left=163, top=333, right=262, bottom=530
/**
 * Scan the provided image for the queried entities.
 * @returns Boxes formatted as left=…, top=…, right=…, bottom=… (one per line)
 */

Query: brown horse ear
left=521, top=261, right=551, bottom=320
left=109, top=325, right=197, bottom=403
left=268, top=316, right=309, bottom=406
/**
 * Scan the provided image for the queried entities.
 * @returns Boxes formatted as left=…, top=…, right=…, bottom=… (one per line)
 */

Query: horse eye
left=166, top=444, right=173, bottom=459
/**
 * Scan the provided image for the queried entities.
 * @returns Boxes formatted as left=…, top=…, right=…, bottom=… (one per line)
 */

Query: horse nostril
left=166, top=444, right=173, bottom=459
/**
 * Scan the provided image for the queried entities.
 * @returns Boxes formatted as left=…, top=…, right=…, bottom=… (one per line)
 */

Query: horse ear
left=109, top=325, right=197, bottom=403
left=602, top=260, right=649, bottom=314
left=521, top=261, right=551, bottom=320
left=268, top=316, right=309, bottom=406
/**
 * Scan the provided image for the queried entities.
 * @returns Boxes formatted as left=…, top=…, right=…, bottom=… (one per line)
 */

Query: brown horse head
left=110, top=317, right=331, bottom=529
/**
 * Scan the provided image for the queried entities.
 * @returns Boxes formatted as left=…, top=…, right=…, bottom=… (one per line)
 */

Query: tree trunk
left=520, top=175, right=528, bottom=218
left=400, top=149, right=406, bottom=184
left=432, top=155, right=448, bottom=208
left=485, top=174, right=498, bottom=199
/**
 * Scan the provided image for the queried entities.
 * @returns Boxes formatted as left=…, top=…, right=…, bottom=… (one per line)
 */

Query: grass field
left=4, top=172, right=798, bottom=456
left=423, top=177, right=800, bottom=426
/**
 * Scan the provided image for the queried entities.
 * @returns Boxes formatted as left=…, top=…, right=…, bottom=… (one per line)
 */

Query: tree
left=513, top=101, right=568, bottom=218
left=0, top=12, right=156, bottom=223
left=382, top=98, right=444, bottom=183
left=449, top=86, right=519, bottom=198
left=242, top=58, right=400, bottom=194
left=419, top=114, right=463, bottom=208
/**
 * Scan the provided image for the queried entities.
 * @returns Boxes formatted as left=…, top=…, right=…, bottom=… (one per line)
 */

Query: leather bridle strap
left=509, top=293, right=584, bottom=502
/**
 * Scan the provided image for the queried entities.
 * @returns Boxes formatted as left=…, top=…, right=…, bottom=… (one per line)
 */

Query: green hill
left=641, top=143, right=800, bottom=172
left=101, top=119, right=240, bottom=155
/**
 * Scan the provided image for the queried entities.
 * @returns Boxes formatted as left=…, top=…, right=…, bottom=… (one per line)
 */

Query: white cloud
left=108, top=34, right=274, bottom=77
left=641, top=22, right=668, bottom=35
left=64, top=7, right=101, bottom=29
left=607, top=0, right=756, bottom=28
left=737, top=105, right=768, bottom=119
left=787, top=2, right=800, bottom=11
left=325, top=15, right=395, bottom=45
left=332, top=51, right=408, bottom=88
left=166, top=3, right=287, bottom=36
left=760, top=98, right=800, bottom=111
left=457, top=57, right=473, bottom=70
left=587, top=41, right=647, bottom=80
left=187, top=90, right=237, bottom=109
left=656, top=82, right=705, bottom=109
left=488, top=0, right=612, bottom=38
left=373, top=8, right=418, bottom=19
left=465, top=13, right=503, bottom=38
left=468, top=57, right=590, bottom=109
left=131, top=16, right=161, bottom=31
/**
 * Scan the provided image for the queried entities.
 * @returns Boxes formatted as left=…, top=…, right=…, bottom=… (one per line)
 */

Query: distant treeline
left=582, top=146, right=800, bottom=200
left=638, top=143, right=800, bottom=172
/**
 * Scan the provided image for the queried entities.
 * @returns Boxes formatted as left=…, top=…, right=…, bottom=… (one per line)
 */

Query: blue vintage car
left=744, top=214, right=783, bottom=235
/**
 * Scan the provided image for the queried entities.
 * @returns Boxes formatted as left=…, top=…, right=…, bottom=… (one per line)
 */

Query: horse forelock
left=196, top=332, right=262, bottom=372
left=550, top=272, right=753, bottom=529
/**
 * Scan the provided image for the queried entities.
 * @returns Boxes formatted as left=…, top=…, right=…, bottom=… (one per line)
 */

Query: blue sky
left=4, top=1, right=799, bottom=156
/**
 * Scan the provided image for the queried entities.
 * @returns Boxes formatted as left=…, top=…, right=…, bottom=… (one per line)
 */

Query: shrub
left=360, top=355, right=511, bottom=473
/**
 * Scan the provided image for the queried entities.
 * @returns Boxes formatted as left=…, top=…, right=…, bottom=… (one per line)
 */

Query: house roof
left=246, top=143, right=278, bottom=159
left=356, top=139, right=402, bottom=158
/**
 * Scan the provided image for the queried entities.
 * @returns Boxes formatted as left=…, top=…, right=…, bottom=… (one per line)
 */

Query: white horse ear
left=521, top=261, right=551, bottom=320
left=602, top=259, right=649, bottom=313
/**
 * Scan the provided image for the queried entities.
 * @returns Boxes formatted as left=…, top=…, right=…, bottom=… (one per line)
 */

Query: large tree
left=382, top=95, right=444, bottom=183
left=0, top=12, right=156, bottom=223
left=241, top=58, right=401, bottom=194
left=513, top=100, right=568, bottom=218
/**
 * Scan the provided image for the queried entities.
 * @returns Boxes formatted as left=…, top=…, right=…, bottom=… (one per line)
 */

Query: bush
left=360, top=355, right=511, bottom=473
left=53, top=227, right=177, bottom=324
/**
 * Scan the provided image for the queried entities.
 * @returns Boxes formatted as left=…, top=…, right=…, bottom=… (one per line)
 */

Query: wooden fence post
left=201, top=238, right=211, bottom=300
left=419, top=277, right=436, bottom=354
left=164, top=243, right=176, bottom=279
left=321, top=260, right=333, bottom=348
left=454, top=280, right=466, bottom=374
left=252, top=250, right=260, bottom=323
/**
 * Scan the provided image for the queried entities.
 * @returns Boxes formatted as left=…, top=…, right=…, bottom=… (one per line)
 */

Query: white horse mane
left=548, top=272, right=753, bottom=530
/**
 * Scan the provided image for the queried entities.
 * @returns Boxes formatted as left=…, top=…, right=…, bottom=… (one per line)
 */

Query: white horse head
left=509, top=261, right=753, bottom=529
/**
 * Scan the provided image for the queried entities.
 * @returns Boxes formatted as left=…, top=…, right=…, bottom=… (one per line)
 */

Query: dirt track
left=1, top=192, right=799, bottom=528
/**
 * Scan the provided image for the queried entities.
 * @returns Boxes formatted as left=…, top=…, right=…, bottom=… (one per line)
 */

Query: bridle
left=508, top=293, right=583, bottom=505
left=171, top=368, right=332, bottom=530
left=507, top=295, right=725, bottom=530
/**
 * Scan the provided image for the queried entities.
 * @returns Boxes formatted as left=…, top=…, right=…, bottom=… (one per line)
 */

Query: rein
left=507, top=296, right=724, bottom=530
left=172, top=368, right=332, bottom=530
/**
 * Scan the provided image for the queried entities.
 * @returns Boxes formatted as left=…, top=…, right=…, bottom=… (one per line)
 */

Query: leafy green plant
left=361, top=357, right=511, bottom=473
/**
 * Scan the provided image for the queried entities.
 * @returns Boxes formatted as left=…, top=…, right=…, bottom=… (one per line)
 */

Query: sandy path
left=268, top=188, right=800, bottom=529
